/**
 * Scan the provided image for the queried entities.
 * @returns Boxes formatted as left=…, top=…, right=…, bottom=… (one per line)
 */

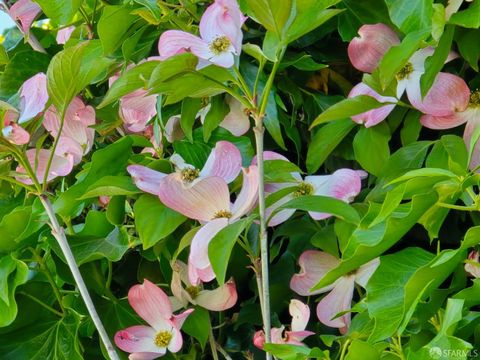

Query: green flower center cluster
left=470, top=90, right=480, bottom=107
left=154, top=331, right=172, bottom=347
left=396, top=62, right=414, bottom=80
left=181, top=168, right=200, bottom=182
left=213, top=209, right=233, bottom=219
left=210, top=36, right=231, bottom=55
left=186, top=285, right=200, bottom=299
left=293, top=182, right=314, bottom=197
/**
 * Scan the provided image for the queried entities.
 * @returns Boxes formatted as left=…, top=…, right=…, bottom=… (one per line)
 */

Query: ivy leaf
left=0, top=255, right=28, bottom=327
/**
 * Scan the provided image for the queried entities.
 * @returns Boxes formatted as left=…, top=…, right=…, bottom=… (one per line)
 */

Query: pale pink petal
left=18, top=73, right=48, bottom=123
left=16, top=149, right=74, bottom=185
left=354, top=258, right=380, bottom=287
left=8, top=0, right=41, bottom=34
left=158, top=30, right=212, bottom=60
left=251, top=150, right=289, bottom=163
left=128, top=279, right=173, bottom=329
left=462, top=108, right=480, bottom=170
left=465, top=250, right=480, bottom=278
left=407, top=72, right=470, bottom=117
left=290, top=250, right=339, bottom=296
left=167, top=327, right=183, bottom=353
left=271, top=326, right=286, bottom=344
left=188, top=261, right=216, bottom=286
left=347, top=24, right=400, bottom=73
left=306, top=169, right=362, bottom=220
left=195, top=279, right=238, bottom=311
left=188, top=218, right=229, bottom=283
left=316, top=275, right=355, bottom=330
left=284, top=330, right=315, bottom=345
left=348, top=83, right=396, bottom=127
left=56, top=26, right=75, bottom=44
left=158, top=174, right=230, bottom=221
left=171, top=308, right=194, bottom=329
left=164, top=115, right=184, bottom=143
left=120, top=92, right=158, bottom=133
left=127, top=165, right=166, bottom=196
left=171, top=261, right=191, bottom=308
left=208, top=51, right=235, bottom=68
left=289, top=299, right=310, bottom=332
left=114, top=325, right=160, bottom=354
left=231, top=165, right=259, bottom=220
left=266, top=191, right=296, bottom=227
left=2, top=120, right=30, bottom=145
left=420, top=113, right=468, bottom=130
left=99, top=196, right=110, bottom=207
left=129, top=353, right=164, bottom=360
left=200, top=141, right=242, bottom=183
left=220, top=96, right=250, bottom=136
left=55, top=136, right=84, bottom=165
left=253, top=330, right=265, bottom=349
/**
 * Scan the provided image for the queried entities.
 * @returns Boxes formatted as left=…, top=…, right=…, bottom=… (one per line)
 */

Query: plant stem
left=39, top=195, right=120, bottom=360
left=216, top=343, right=233, bottom=360
left=209, top=326, right=220, bottom=360
left=18, top=291, right=64, bottom=317
left=43, top=110, right=67, bottom=189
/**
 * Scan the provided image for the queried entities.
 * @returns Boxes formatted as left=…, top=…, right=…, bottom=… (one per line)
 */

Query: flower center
left=209, top=35, right=231, bottom=55
left=181, top=168, right=200, bottom=182
left=154, top=330, right=172, bottom=347
left=396, top=62, right=414, bottom=80
left=470, top=90, right=480, bottom=107
left=213, top=209, right=233, bottom=219
left=185, top=285, right=200, bottom=299
left=293, top=182, right=314, bottom=197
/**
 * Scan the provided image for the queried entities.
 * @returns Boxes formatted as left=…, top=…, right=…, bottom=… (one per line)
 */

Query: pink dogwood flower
left=18, top=73, right=48, bottom=124
left=15, top=148, right=74, bottom=185
left=114, top=279, right=193, bottom=359
left=2, top=110, right=30, bottom=145
left=253, top=299, right=314, bottom=350
left=252, top=151, right=364, bottom=226
left=7, top=0, right=41, bottom=35
left=171, top=261, right=238, bottom=311
left=128, top=140, right=242, bottom=195
left=43, top=97, right=96, bottom=165
left=290, top=251, right=379, bottom=334
left=56, top=26, right=75, bottom=44
left=465, top=251, right=480, bottom=278
left=158, top=0, right=246, bottom=68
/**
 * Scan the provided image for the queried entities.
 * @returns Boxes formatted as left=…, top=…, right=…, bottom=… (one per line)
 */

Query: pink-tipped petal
left=188, top=218, right=229, bottom=283
left=284, top=330, right=315, bottom=345
left=158, top=30, right=212, bottom=61
left=164, top=116, right=184, bottom=143
left=306, top=169, right=362, bottom=220
left=127, top=165, right=166, bottom=196
left=349, top=83, right=396, bottom=127
left=251, top=151, right=289, bottom=164
left=465, top=251, right=480, bottom=278
left=290, top=250, right=339, bottom=296
left=56, top=26, right=75, bottom=44
left=462, top=108, right=480, bottom=170
left=271, top=326, right=286, bottom=344
left=16, top=149, right=74, bottom=185
left=289, top=299, right=310, bottom=332
left=171, top=308, right=194, bottom=329
left=231, top=165, right=259, bottom=220
left=129, top=353, right=164, bottom=360
left=316, top=275, right=355, bottom=330
left=18, top=73, right=48, bottom=123
left=266, top=190, right=296, bottom=227
left=128, top=279, right=173, bottom=329
left=253, top=330, right=266, bottom=349
left=200, top=141, right=242, bottom=183
left=195, top=279, right=238, bottom=311
left=408, top=72, right=470, bottom=117
left=347, top=24, right=400, bottom=73
left=55, top=136, right=84, bottom=165
left=114, top=325, right=160, bottom=354
left=120, top=91, right=158, bottom=133
left=354, top=258, right=380, bottom=287
left=8, top=0, right=41, bottom=34
left=420, top=113, right=469, bottom=130
left=2, top=112, right=30, bottom=145
left=158, top=174, right=231, bottom=221
left=220, top=96, right=250, bottom=136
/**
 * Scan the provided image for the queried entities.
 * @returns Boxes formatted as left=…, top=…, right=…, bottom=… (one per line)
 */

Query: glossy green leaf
left=203, top=96, right=229, bottom=142
left=353, top=123, right=391, bottom=176
left=182, top=307, right=210, bottom=350
left=456, top=28, right=480, bottom=72
left=245, top=0, right=293, bottom=37
left=0, top=255, right=28, bottom=327
left=35, top=0, right=83, bottom=24
left=449, top=0, right=480, bottom=28
left=106, top=195, right=126, bottom=226
left=79, top=176, right=140, bottom=199
left=345, top=340, right=380, bottom=360
left=134, top=194, right=186, bottom=249
left=385, top=0, right=433, bottom=33
left=98, top=5, right=138, bottom=55
left=181, top=98, right=202, bottom=142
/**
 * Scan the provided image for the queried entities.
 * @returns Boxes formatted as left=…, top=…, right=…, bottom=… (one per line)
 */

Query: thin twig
left=39, top=195, right=120, bottom=360
left=209, top=326, right=220, bottom=360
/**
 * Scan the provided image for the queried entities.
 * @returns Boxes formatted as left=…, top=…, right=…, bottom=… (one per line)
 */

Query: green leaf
left=307, top=119, right=356, bottom=173
left=78, top=176, right=140, bottom=199
left=34, top=0, right=83, bottom=24
left=279, top=195, right=361, bottom=225
left=387, top=168, right=457, bottom=185
left=0, top=44, right=9, bottom=65
left=0, top=311, right=83, bottom=359
left=377, top=29, right=430, bottom=90
left=47, top=40, right=114, bottom=115
left=384, top=0, right=433, bottom=33
left=147, top=53, right=198, bottom=92
left=264, top=159, right=301, bottom=183
left=54, top=137, right=133, bottom=217
left=134, top=195, right=186, bottom=249
left=203, top=96, right=229, bottom=142
left=0, top=49, right=50, bottom=99
left=209, top=218, right=249, bottom=285
left=106, top=195, right=126, bottom=226
left=420, top=25, right=455, bottom=96
left=286, top=0, right=343, bottom=43
left=245, top=0, right=293, bottom=38
left=182, top=307, right=210, bottom=350
left=181, top=98, right=202, bottom=142
left=310, top=95, right=388, bottom=128
left=98, top=60, right=159, bottom=108
left=0, top=255, right=28, bottom=327
left=98, top=5, right=138, bottom=55
left=345, top=340, right=380, bottom=360
left=449, top=0, right=480, bottom=28
left=456, top=28, right=480, bottom=72
left=353, top=123, right=391, bottom=176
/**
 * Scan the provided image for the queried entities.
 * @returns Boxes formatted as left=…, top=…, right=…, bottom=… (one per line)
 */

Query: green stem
left=18, top=291, right=64, bottom=317
left=437, top=203, right=477, bottom=211
left=339, top=339, right=351, bottom=360
left=253, top=60, right=265, bottom=102
left=0, top=175, right=36, bottom=192
left=209, top=327, right=220, bottom=360
left=232, top=66, right=253, bottom=100
left=42, top=110, right=67, bottom=190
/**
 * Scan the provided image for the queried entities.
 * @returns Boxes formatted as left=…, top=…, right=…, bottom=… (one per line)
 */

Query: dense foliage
left=1, top=0, right=480, bottom=359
